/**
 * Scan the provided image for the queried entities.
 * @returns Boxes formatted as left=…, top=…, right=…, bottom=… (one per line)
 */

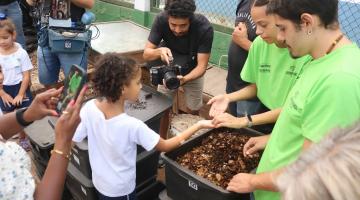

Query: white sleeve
left=72, top=106, right=88, bottom=142
left=19, top=49, right=33, bottom=72
left=133, top=121, right=160, bottom=151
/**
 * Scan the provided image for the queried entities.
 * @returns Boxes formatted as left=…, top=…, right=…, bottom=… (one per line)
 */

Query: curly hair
left=93, top=53, right=140, bottom=103
left=165, top=0, right=196, bottom=19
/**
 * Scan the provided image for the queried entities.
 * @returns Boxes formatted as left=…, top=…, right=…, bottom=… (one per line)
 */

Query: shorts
left=158, top=76, right=204, bottom=111
left=0, top=83, right=33, bottom=112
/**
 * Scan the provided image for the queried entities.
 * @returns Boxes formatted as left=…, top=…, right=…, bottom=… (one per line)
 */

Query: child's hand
left=0, top=91, right=14, bottom=108
left=197, top=120, right=215, bottom=129
left=13, top=94, right=24, bottom=106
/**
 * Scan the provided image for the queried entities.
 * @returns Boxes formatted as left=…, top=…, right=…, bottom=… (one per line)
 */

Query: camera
left=150, top=64, right=187, bottom=90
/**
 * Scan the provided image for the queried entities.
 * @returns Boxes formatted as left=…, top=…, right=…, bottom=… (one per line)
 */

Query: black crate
left=137, top=181, right=165, bottom=200
left=66, top=163, right=98, bottom=200
left=162, top=127, right=263, bottom=200
left=25, top=117, right=55, bottom=162
left=71, top=141, right=161, bottom=188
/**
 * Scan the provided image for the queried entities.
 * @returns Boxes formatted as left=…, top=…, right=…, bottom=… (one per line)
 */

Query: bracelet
left=51, top=149, right=71, bottom=160
left=246, top=114, right=253, bottom=128
left=16, top=107, right=34, bottom=127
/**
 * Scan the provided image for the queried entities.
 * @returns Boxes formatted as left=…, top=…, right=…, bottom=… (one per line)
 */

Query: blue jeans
left=96, top=189, right=136, bottom=200
left=0, top=1, right=26, bottom=48
left=37, top=45, right=88, bottom=85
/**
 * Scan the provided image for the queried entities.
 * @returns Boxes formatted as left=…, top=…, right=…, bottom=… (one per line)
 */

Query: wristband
left=16, top=107, right=34, bottom=127
left=246, top=114, right=253, bottom=128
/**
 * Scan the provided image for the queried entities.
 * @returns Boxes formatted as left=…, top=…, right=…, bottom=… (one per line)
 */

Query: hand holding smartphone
left=56, top=64, right=86, bottom=114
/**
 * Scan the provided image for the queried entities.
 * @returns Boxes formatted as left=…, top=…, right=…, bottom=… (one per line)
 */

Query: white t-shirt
left=73, top=99, right=160, bottom=197
left=0, top=43, right=33, bottom=86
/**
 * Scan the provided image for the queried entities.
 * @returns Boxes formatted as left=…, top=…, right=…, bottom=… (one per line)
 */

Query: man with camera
left=26, top=0, right=94, bottom=88
left=143, top=0, right=214, bottom=138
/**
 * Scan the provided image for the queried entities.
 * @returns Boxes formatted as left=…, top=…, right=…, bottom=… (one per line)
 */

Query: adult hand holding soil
left=212, top=113, right=247, bottom=128
left=207, top=94, right=230, bottom=117
left=227, top=173, right=255, bottom=193
left=243, top=135, right=270, bottom=157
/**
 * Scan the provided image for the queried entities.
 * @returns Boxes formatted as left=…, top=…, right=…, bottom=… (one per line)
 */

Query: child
left=73, top=53, right=213, bottom=200
left=0, top=18, right=33, bottom=151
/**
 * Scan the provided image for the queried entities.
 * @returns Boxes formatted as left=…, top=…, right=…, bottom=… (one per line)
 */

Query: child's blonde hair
left=0, top=18, right=16, bottom=35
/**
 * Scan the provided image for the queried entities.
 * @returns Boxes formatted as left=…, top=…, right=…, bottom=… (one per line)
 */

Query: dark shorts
left=0, top=83, right=33, bottom=112
left=96, top=189, right=136, bottom=200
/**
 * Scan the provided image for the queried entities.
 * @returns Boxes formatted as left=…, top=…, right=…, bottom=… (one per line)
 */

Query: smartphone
left=56, top=64, right=86, bottom=114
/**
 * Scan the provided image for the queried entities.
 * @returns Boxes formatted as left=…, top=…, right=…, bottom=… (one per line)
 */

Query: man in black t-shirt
left=143, top=0, right=214, bottom=138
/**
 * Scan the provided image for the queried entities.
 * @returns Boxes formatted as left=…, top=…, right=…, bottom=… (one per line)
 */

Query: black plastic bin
left=25, top=117, right=55, bottom=162
left=162, top=127, right=263, bottom=200
left=66, top=163, right=98, bottom=200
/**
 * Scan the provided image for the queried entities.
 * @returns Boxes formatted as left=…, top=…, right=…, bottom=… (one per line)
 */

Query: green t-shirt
left=241, top=37, right=311, bottom=109
left=255, top=44, right=360, bottom=200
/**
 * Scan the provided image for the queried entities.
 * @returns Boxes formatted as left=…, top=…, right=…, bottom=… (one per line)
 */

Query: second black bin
left=162, top=127, right=263, bottom=200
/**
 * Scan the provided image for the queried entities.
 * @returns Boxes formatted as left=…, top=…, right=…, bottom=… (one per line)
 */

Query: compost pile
left=176, top=130, right=261, bottom=189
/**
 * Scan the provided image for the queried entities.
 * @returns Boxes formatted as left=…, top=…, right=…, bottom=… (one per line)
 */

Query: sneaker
left=19, top=138, right=32, bottom=152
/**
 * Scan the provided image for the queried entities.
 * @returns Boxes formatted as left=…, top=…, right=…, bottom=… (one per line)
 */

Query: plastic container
left=25, top=117, right=55, bottom=162
left=66, top=163, right=97, bottom=200
left=162, top=127, right=263, bottom=200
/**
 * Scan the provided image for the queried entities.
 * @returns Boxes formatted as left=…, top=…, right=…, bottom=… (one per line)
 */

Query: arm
left=212, top=108, right=281, bottom=130
left=208, top=84, right=258, bottom=117
left=13, top=71, right=31, bottom=106
left=155, top=120, right=213, bottom=152
left=232, top=22, right=252, bottom=51
left=227, top=84, right=257, bottom=102
left=35, top=86, right=86, bottom=200
left=227, top=139, right=313, bottom=193
left=180, top=53, right=209, bottom=84
left=0, top=88, right=62, bottom=140
left=143, top=41, right=173, bottom=64
left=70, top=0, right=94, bottom=9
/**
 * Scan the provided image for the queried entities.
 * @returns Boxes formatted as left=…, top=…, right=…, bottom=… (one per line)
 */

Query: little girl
left=0, top=18, right=33, bottom=151
left=73, top=53, right=213, bottom=200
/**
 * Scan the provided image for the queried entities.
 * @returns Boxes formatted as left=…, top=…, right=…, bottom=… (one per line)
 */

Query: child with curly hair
left=73, top=53, right=213, bottom=200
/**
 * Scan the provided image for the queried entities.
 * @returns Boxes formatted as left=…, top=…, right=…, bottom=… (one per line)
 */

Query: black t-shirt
left=0, top=0, right=16, bottom=6
left=41, top=0, right=85, bottom=24
left=148, top=12, right=214, bottom=69
left=227, top=0, right=257, bottom=90
left=70, top=4, right=85, bottom=22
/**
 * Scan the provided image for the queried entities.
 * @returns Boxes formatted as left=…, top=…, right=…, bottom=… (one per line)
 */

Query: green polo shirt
left=255, top=44, right=360, bottom=200
left=241, top=37, right=311, bottom=109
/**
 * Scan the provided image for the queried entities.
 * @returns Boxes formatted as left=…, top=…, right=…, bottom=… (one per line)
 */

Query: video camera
left=150, top=64, right=188, bottom=90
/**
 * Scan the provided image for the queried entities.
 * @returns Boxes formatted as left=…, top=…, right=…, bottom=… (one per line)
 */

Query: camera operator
left=26, top=0, right=94, bottom=88
left=143, top=0, right=214, bottom=138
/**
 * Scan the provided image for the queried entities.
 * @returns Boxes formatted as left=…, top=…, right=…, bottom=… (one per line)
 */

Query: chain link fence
left=150, top=0, right=359, bottom=45
left=339, top=0, right=360, bottom=46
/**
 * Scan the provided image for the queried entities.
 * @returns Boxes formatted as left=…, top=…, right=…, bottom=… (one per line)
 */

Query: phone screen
left=56, top=65, right=86, bottom=114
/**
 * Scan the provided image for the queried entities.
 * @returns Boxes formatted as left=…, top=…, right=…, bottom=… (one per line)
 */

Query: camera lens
left=164, top=71, right=180, bottom=90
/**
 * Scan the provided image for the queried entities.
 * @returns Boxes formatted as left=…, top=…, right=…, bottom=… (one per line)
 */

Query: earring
left=307, top=29, right=312, bottom=35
